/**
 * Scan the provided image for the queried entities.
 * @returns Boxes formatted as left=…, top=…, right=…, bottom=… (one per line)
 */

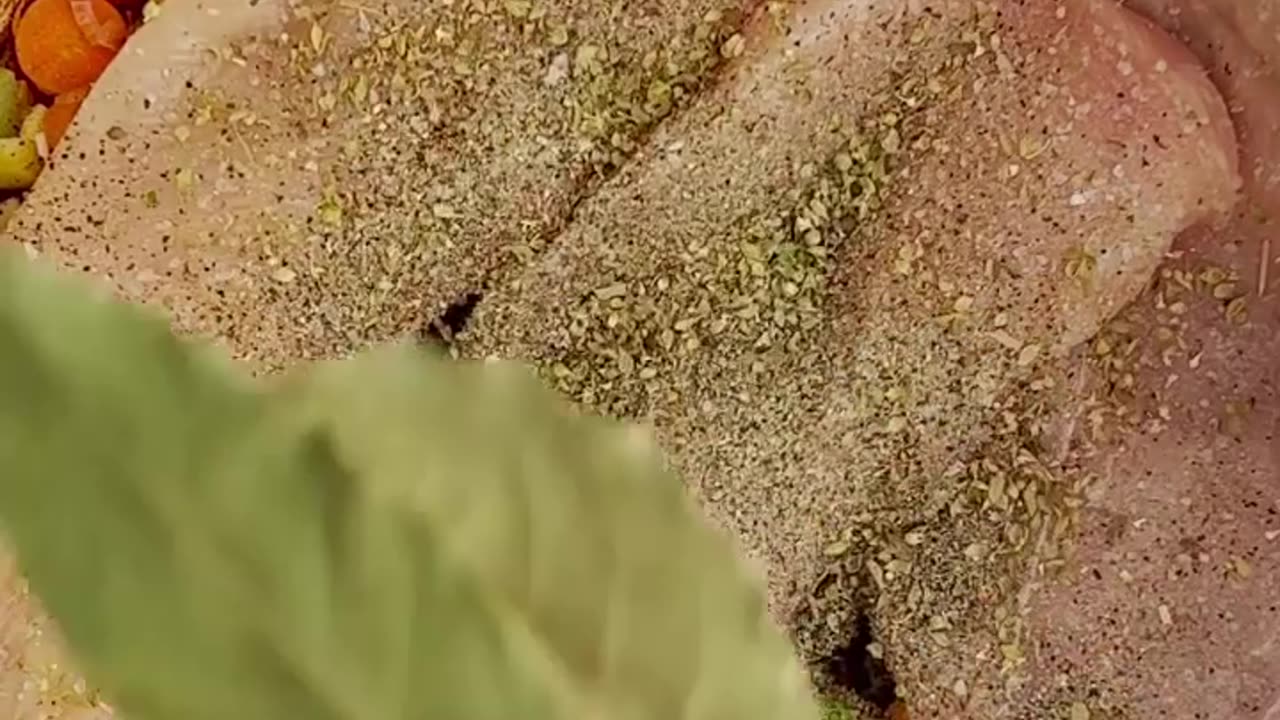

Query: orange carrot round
left=43, top=86, right=91, bottom=149
left=15, top=0, right=127, bottom=95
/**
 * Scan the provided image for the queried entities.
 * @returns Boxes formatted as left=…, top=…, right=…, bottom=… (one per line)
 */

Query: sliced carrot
left=15, top=0, right=127, bottom=95
left=69, top=0, right=130, bottom=49
left=43, top=86, right=91, bottom=150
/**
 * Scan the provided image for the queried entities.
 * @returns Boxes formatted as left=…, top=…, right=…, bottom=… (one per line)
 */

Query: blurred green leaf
left=0, top=249, right=818, bottom=720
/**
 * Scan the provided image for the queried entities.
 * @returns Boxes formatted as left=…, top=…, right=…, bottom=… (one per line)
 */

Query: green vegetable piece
left=20, top=105, right=45, bottom=144
left=0, top=136, right=41, bottom=190
left=0, top=69, right=32, bottom=138
left=0, top=105, right=48, bottom=191
left=0, top=250, right=818, bottom=720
